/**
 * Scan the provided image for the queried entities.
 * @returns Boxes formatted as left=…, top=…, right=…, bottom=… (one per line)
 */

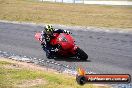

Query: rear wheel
left=76, top=48, right=88, bottom=60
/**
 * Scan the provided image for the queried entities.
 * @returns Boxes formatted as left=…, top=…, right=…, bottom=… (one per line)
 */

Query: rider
left=40, top=25, right=71, bottom=57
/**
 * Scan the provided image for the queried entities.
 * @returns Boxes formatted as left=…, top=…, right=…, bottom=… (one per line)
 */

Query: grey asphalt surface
left=0, top=22, right=132, bottom=76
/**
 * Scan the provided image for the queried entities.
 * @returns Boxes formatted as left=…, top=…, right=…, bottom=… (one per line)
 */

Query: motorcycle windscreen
left=58, top=34, right=75, bottom=50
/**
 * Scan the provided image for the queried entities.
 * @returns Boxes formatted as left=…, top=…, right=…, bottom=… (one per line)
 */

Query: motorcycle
left=35, top=32, right=88, bottom=60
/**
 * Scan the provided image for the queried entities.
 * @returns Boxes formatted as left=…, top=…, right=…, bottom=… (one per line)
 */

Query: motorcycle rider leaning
left=40, top=25, right=71, bottom=58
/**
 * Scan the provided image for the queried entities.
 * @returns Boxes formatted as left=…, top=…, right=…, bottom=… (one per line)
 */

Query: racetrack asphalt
left=0, top=22, right=132, bottom=76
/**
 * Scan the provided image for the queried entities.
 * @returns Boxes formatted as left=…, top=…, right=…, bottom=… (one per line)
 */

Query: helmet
left=44, top=25, right=54, bottom=34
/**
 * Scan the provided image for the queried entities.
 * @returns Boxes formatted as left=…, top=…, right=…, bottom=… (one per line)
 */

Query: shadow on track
left=48, top=57, right=91, bottom=62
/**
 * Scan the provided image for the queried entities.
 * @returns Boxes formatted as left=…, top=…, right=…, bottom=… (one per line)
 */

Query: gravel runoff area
left=0, top=50, right=78, bottom=75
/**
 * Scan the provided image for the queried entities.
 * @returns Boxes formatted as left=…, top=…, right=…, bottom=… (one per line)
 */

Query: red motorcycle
left=35, top=32, right=88, bottom=60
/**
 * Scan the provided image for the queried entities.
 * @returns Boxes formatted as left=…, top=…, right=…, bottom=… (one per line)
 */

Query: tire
left=76, top=75, right=86, bottom=85
left=76, top=48, right=88, bottom=60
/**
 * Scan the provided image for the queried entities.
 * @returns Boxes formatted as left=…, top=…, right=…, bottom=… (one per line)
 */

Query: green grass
left=0, top=60, right=107, bottom=88
left=0, top=0, right=132, bottom=29
left=0, top=61, right=12, bottom=65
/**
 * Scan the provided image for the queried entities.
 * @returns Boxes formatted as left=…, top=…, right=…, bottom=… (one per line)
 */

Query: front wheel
left=76, top=48, right=88, bottom=60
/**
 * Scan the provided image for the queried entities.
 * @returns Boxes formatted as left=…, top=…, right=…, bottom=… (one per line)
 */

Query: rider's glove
left=54, top=48, right=59, bottom=52
left=51, top=48, right=59, bottom=52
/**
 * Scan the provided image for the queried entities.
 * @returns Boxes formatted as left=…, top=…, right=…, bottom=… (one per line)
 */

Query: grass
left=0, top=58, right=110, bottom=88
left=0, top=61, right=12, bottom=65
left=0, top=0, right=132, bottom=29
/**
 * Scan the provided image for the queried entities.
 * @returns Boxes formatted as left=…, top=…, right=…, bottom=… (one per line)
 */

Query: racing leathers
left=40, top=29, right=71, bottom=56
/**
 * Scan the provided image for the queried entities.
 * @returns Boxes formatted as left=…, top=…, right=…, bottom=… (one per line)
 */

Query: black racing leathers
left=41, top=29, right=71, bottom=57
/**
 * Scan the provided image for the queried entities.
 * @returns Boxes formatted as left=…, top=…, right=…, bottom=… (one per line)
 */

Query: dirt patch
left=0, top=58, right=58, bottom=73
left=16, top=79, right=46, bottom=88
left=3, top=64, right=22, bottom=69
